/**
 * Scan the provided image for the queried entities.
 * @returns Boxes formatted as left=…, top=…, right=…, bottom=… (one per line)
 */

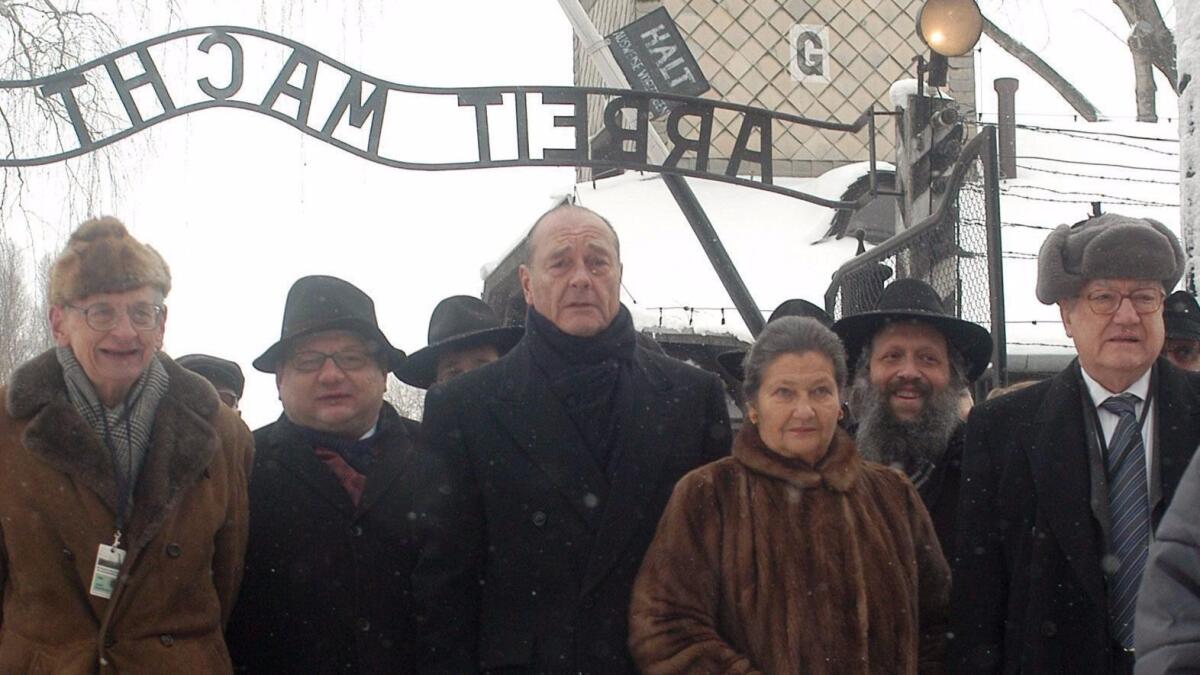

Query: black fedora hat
left=832, top=278, right=993, bottom=382
left=717, top=299, right=834, bottom=381
left=253, top=275, right=405, bottom=373
left=177, top=354, right=245, bottom=397
left=1165, top=290, right=1200, bottom=342
left=394, top=295, right=523, bottom=388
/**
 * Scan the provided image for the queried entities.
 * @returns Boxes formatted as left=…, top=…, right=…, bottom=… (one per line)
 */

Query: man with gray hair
left=951, top=214, right=1200, bottom=675
left=833, top=278, right=993, bottom=554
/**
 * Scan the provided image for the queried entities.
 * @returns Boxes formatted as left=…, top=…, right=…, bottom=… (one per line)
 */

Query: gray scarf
left=56, top=346, right=170, bottom=513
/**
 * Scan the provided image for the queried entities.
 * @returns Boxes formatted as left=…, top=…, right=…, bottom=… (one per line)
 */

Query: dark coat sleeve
left=411, top=384, right=486, bottom=675
left=949, top=403, right=1010, bottom=674
left=1135, top=447, right=1200, bottom=673
left=212, top=410, right=254, bottom=628
left=700, top=373, right=733, bottom=463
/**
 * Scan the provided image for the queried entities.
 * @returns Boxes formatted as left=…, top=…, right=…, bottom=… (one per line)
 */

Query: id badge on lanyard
left=90, top=531, right=125, bottom=600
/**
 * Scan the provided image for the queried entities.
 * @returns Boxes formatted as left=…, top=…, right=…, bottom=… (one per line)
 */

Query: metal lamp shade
left=917, top=0, right=984, bottom=57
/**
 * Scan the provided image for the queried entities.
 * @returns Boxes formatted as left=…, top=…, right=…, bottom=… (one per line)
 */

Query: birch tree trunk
left=1179, top=2, right=1200, bottom=291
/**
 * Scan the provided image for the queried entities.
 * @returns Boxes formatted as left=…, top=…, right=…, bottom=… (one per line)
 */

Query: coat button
left=531, top=511, right=547, bottom=527
left=582, top=596, right=596, bottom=610
left=159, top=633, right=175, bottom=647
left=349, top=524, right=364, bottom=537
left=62, top=547, right=75, bottom=561
left=357, top=617, right=371, bottom=632
left=1041, top=621, right=1057, bottom=637
left=165, top=543, right=182, bottom=558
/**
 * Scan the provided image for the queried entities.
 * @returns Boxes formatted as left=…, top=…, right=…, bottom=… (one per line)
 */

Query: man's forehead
left=291, top=329, right=370, bottom=351
left=1082, top=278, right=1163, bottom=292
left=532, top=209, right=617, bottom=249
left=872, top=320, right=949, bottom=349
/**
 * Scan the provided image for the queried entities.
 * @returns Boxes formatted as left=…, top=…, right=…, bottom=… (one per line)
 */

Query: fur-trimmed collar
left=5, top=348, right=220, bottom=553
left=733, top=421, right=861, bottom=492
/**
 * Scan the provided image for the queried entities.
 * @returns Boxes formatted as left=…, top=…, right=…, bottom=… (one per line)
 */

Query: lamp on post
left=916, top=0, right=983, bottom=88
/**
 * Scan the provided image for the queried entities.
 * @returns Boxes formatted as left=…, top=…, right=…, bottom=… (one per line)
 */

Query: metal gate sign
left=0, top=26, right=875, bottom=209
left=606, top=7, right=709, bottom=118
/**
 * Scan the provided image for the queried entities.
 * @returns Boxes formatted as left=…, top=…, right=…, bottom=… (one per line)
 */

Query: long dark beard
left=851, top=370, right=961, bottom=475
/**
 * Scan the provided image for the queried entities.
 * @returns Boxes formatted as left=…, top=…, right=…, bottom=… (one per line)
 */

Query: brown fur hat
left=48, top=216, right=171, bottom=306
left=1036, top=213, right=1183, bottom=304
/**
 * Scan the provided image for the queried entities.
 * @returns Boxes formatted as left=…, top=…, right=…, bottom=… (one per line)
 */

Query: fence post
left=981, top=126, right=1008, bottom=388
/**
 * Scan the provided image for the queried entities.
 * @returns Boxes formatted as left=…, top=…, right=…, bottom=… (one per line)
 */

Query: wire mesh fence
left=825, top=126, right=1006, bottom=385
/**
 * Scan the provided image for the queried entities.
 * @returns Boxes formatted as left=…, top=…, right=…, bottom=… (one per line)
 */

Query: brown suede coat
left=0, top=350, right=253, bottom=674
left=629, top=423, right=950, bottom=675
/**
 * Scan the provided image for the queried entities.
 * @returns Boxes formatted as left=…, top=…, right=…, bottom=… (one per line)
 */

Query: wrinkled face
left=518, top=208, right=622, bottom=337
left=1060, top=279, right=1164, bottom=389
left=868, top=321, right=952, bottom=422
left=50, top=285, right=166, bottom=405
left=276, top=330, right=387, bottom=437
left=748, top=351, right=842, bottom=463
left=1164, top=337, right=1200, bottom=372
left=435, top=343, right=500, bottom=384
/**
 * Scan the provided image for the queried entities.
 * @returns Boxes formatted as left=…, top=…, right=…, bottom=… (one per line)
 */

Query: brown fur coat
left=629, top=423, right=950, bottom=675
left=0, top=350, right=252, bottom=674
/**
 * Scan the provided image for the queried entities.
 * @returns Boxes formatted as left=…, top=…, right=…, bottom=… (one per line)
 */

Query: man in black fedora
left=833, top=278, right=993, bottom=555
left=227, top=275, right=420, bottom=674
left=177, top=353, right=244, bottom=410
left=951, top=214, right=1200, bottom=674
left=396, top=295, right=523, bottom=389
left=410, top=204, right=731, bottom=674
left=1162, top=290, right=1200, bottom=372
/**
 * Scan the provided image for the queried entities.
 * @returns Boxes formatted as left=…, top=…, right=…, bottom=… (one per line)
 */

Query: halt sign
left=607, top=8, right=709, bottom=118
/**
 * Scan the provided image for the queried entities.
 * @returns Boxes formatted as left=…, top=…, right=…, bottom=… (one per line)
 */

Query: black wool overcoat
left=226, top=404, right=420, bottom=674
left=410, top=339, right=732, bottom=674
left=949, top=358, right=1200, bottom=674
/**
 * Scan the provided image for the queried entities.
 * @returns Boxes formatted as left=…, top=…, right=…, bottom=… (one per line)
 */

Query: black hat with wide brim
left=394, top=295, right=523, bottom=389
left=832, top=278, right=993, bottom=382
left=253, top=275, right=406, bottom=374
left=1165, top=290, right=1200, bottom=342
left=717, top=299, right=834, bottom=381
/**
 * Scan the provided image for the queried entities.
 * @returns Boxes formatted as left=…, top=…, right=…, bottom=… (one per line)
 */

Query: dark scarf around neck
left=525, top=304, right=638, bottom=472
left=293, top=404, right=395, bottom=473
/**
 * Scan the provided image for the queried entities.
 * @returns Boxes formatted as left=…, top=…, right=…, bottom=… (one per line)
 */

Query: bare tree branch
left=1113, top=0, right=1179, bottom=92
left=981, top=16, right=1103, bottom=122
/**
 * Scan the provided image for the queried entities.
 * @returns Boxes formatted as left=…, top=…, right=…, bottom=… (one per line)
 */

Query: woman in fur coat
left=628, top=317, right=950, bottom=675
left=0, top=217, right=252, bottom=674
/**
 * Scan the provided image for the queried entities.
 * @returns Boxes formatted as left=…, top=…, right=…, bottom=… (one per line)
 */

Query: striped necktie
left=1100, top=393, right=1149, bottom=649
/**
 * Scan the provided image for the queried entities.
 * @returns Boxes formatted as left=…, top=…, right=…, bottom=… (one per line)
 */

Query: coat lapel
left=489, top=343, right=609, bottom=529
left=580, top=351, right=674, bottom=596
left=357, top=408, right=415, bottom=516
left=1029, top=364, right=1106, bottom=610
left=269, top=416, right=357, bottom=519
left=1152, top=358, right=1200, bottom=521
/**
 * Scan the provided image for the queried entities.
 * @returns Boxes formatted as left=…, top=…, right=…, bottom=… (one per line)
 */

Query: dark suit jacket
left=227, top=405, right=419, bottom=674
left=950, top=358, right=1200, bottom=674
left=411, top=340, right=732, bottom=674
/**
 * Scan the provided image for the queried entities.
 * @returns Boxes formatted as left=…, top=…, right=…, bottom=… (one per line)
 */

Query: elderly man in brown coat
left=0, top=217, right=253, bottom=673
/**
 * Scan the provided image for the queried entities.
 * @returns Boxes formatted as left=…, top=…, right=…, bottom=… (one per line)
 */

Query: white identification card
left=89, top=543, right=125, bottom=599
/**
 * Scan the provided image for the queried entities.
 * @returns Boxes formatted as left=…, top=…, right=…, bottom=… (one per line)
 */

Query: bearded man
left=834, top=278, right=993, bottom=553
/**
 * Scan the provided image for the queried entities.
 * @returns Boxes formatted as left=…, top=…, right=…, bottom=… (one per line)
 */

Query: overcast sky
left=2, top=0, right=1179, bottom=428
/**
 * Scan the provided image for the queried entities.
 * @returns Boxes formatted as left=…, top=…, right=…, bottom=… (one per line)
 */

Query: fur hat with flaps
left=49, top=216, right=171, bottom=306
left=1035, top=213, right=1183, bottom=305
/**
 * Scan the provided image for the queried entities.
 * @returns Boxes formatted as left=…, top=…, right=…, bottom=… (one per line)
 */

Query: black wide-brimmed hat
left=177, top=354, right=245, bottom=397
left=1166, top=290, right=1200, bottom=342
left=832, top=278, right=993, bottom=382
left=394, top=295, right=523, bottom=388
left=253, top=275, right=405, bottom=373
left=717, top=299, right=835, bottom=381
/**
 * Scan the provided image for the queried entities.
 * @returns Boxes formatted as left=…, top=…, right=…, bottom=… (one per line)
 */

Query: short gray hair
left=742, top=316, right=848, bottom=401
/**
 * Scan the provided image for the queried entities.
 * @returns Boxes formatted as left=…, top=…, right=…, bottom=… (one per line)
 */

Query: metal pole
left=981, top=126, right=1008, bottom=388
left=556, top=0, right=764, bottom=336
left=993, top=77, right=1019, bottom=178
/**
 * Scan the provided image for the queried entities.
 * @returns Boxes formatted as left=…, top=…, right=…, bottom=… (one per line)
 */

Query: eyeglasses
left=1084, top=289, right=1164, bottom=315
left=67, top=302, right=164, bottom=331
left=288, top=350, right=377, bottom=373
